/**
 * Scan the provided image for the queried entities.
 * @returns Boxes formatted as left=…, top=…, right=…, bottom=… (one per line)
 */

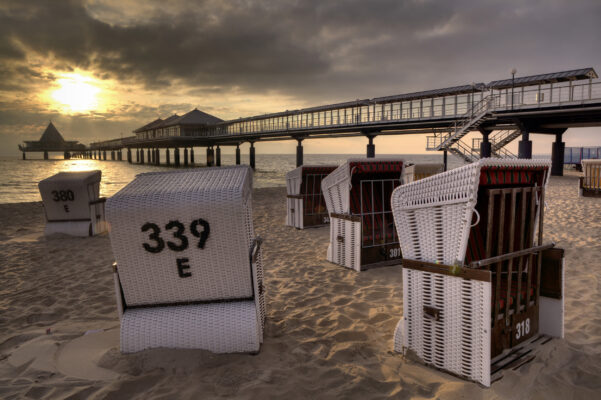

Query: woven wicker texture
left=38, top=170, right=101, bottom=221
left=106, top=166, right=258, bottom=306
left=391, top=159, right=551, bottom=265
left=120, top=301, right=260, bottom=353
left=327, top=217, right=361, bottom=271
left=400, top=268, right=491, bottom=386
left=322, top=157, right=405, bottom=215
left=402, top=163, right=444, bottom=185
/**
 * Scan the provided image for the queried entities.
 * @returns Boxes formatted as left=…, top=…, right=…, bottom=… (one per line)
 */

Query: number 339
left=141, top=219, right=210, bottom=254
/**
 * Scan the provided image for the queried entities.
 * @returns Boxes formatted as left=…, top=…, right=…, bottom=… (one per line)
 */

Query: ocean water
left=0, top=153, right=463, bottom=204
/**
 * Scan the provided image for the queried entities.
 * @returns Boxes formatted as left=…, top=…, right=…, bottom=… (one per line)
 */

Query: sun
left=51, top=73, right=101, bottom=113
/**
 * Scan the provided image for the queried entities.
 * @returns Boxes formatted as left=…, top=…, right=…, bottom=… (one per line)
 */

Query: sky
left=1, top=0, right=601, bottom=157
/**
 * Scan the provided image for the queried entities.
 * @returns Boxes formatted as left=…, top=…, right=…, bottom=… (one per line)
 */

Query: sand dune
left=1, top=171, right=600, bottom=399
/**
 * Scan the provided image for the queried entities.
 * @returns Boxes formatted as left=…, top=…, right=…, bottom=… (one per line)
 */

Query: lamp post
left=511, top=68, right=517, bottom=110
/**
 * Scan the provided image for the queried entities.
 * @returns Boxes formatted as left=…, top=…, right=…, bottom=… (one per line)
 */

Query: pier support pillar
left=551, top=131, right=566, bottom=176
left=111, top=151, right=115, bottom=160
left=236, top=145, right=241, bottom=165
left=518, top=130, right=532, bottom=159
left=140, top=149, right=145, bottom=164
left=190, top=148, right=195, bottom=165
left=148, top=149, right=152, bottom=164
left=174, top=147, right=180, bottom=167
left=206, top=147, right=214, bottom=167
left=44, top=151, right=48, bottom=160
left=22, top=152, right=26, bottom=160
left=184, top=148, right=189, bottom=167
left=103, top=151, right=107, bottom=160
left=127, top=148, right=132, bottom=163
left=366, top=135, right=375, bottom=158
left=64, top=151, right=71, bottom=160
left=155, top=149, right=160, bottom=165
left=136, top=149, right=139, bottom=163
left=296, top=139, right=304, bottom=167
left=118, top=150, right=122, bottom=161
left=166, top=148, right=170, bottom=165
left=443, top=150, right=447, bottom=171
left=250, top=142, right=256, bottom=169
left=480, top=131, right=492, bottom=158
left=216, top=146, right=221, bottom=166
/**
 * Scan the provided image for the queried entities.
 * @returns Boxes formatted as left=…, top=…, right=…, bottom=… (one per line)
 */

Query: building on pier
left=18, top=122, right=85, bottom=159
left=134, top=109, right=223, bottom=140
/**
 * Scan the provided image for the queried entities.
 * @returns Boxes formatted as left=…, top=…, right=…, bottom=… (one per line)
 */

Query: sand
left=1, top=171, right=601, bottom=399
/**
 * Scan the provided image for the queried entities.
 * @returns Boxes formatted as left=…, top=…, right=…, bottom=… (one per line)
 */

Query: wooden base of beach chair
left=286, top=197, right=330, bottom=229
left=579, top=177, right=601, bottom=197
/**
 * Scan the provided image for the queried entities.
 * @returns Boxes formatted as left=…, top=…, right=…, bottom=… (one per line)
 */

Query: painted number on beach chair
left=515, top=318, right=531, bottom=340
left=389, top=247, right=401, bottom=258
left=51, top=190, right=75, bottom=202
left=141, top=218, right=210, bottom=254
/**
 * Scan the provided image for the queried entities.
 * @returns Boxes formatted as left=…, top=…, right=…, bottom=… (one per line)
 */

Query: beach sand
left=1, top=171, right=601, bottom=399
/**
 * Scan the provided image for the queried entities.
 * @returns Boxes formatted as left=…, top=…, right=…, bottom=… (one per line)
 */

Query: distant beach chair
left=391, top=159, right=564, bottom=387
left=579, top=159, right=601, bottom=197
left=286, top=165, right=337, bottom=229
left=38, top=170, right=107, bottom=237
left=401, top=163, right=444, bottom=184
left=322, top=158, right=405, bottom=271
left=106, top=166, right=265, bottom=353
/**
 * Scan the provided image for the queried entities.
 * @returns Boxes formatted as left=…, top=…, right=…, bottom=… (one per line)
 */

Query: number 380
left=141, top=219, right=210, bottom=254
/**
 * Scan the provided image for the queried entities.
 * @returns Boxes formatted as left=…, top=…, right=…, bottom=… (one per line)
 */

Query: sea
left=0, top=153, right=468, bottom=204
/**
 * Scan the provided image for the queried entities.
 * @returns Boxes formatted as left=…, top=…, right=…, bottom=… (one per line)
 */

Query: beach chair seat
left=106, top=166, right=265, bottom=354
left=322, top=158, right=404, bottom=271
left=286, top=165, right=337, bottom=229
left=579, top=159, right=601, bottom=197
left=391, top=159, right=565, bottom=386
left=38, top=170, right=107, bottom=237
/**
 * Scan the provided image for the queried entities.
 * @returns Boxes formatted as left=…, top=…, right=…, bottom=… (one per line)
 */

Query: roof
left=39, top=122, right=65, bottom=144
left=373, top=83, right=487, bottom=103
left=133, top=118, right=163, bottom=133
left=163, top=108, right=223, bottom=127
left=488, top=67, right=598, bottom=89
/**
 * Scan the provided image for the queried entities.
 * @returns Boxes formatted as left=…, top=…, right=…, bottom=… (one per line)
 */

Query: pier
left=65, top=68, right=601, bottom=175
left=18, top=122, right=85, bottom=160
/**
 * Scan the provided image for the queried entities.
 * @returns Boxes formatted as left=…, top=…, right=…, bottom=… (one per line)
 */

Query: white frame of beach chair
left=38, top=170, right=107, bottom=237
left=322, top=158, right=404, bottom=271
left=286, top=165, right=337, bottom=229
left=579, top=159, right=601, bottom=197
left=106, top=166, right=265, bottom=354
left=391, top=159, right=564, bottom=386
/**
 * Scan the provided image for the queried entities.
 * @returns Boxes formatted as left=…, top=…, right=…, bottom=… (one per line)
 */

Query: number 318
left=141, top=219, right=210, bottom=254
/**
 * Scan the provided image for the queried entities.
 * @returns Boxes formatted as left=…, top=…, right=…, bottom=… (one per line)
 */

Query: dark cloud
left=0, top=0, right=600, bottom=153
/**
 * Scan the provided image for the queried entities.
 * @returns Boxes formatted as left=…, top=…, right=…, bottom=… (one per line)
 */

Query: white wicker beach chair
left=106, top=165, right=265, bottom=354
left=38, top=170, right=107, bottom=237
left=321, top=158, right=405, bottom=271
left=401, top=163, right=444, bottom=185
left=579, top=159, right=601, bottom=197
left=286, top=165, right=337, bottom=229
left=391, top=159, right=565, bottom=386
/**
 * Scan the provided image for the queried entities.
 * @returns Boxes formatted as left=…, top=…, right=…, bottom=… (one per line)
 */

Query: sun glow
left=51, top=73, right=101, bottom=113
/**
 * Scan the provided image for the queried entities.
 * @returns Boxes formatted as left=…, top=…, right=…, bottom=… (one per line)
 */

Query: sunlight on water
left=0, top=153, right=462, bottom=204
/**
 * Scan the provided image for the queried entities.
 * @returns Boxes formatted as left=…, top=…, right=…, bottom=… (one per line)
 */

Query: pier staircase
left=426, top=95, right=518, bottom=163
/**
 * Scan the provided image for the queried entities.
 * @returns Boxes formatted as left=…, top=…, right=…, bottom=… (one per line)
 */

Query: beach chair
left=322, top=158, right=405, bottom=271
left=38, top=170, right=107, bottom=237
left=579, top=159, right=601, bottom=197
left=106, top=166, right=265, bottom=353
left=391, top=159, right=564, bottom=386
left=401, top=163, right=444, bottom=184
left=286, top=165, right=337, bottom=229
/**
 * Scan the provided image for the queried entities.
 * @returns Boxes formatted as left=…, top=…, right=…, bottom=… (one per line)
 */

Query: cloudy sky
left=1, top=0, right=600, bottom=157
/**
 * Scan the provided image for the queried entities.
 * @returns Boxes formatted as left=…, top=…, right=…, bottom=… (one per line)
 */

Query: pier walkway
left=81, top=68, right=601, bottom=175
